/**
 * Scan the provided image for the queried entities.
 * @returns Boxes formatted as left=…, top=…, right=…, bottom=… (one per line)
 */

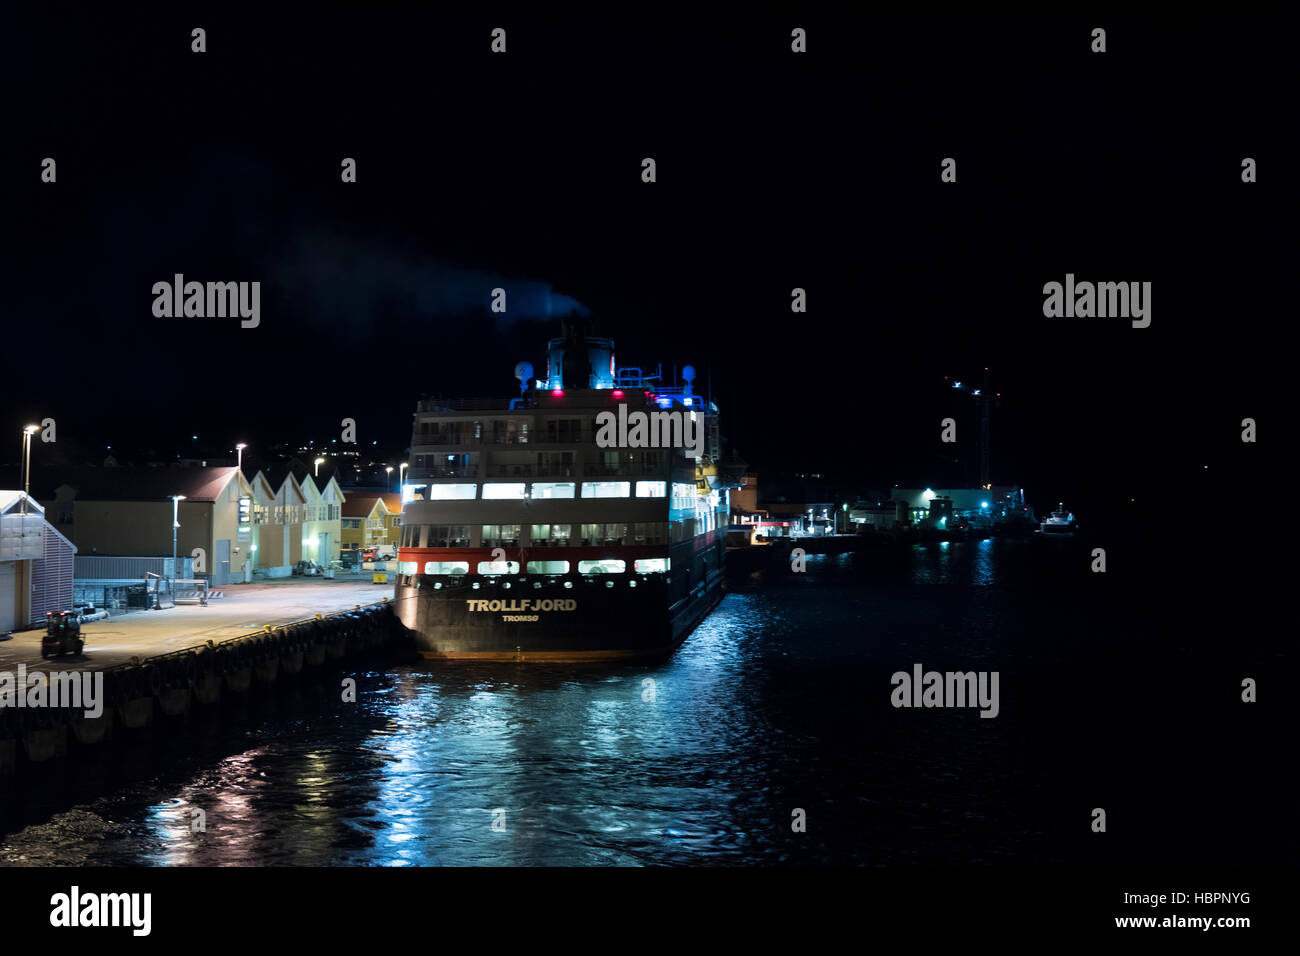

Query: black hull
left=396, top=567, right=724, bottom=661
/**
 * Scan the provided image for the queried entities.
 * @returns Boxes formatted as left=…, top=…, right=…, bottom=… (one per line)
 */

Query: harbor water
left=0, top=535, right=1282, bottom=866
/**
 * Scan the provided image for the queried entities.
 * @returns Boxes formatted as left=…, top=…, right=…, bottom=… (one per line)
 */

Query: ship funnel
left=682, top=364, right=696, bottom=396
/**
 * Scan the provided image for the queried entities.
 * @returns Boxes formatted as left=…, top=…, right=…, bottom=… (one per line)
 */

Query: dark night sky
left=3, top=11, right=1289, bottom=520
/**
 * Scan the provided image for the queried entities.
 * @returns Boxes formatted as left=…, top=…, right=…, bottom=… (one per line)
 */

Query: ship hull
left=397, top=571, right=722, bottom=661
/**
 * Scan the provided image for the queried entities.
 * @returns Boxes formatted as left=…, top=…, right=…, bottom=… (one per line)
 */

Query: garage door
left=0, top=561, right=16, bottom=631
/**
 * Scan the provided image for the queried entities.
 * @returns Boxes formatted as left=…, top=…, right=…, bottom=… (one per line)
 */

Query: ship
left=1038, top=502, right=1077, bottom=536
left=394, top=322, right=740, bottom=661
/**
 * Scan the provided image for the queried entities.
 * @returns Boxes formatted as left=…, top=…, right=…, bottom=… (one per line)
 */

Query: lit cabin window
left=426, top=484, right=477, bottom=500
left=581, top=481, right=630, bottom=498
left=477, top=560, right=520, bottom=574
left=526, top=560, right=569, bottom=574
left=530, top=524, right=572, bottom=546
left=578, top=559, right=626, bottom=574
left=635, top=480, right=667, bottom=498
left=531, top=482, right=575, bottom=499
left=423, top=561, right=469, bottom=574
left=483, top=483, right=527, bottom=499
left=634, top=558, right=671, bottom=573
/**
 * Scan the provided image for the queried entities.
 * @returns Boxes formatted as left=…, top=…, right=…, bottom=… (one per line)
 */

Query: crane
left=943, top=369, right=1002, bottom=489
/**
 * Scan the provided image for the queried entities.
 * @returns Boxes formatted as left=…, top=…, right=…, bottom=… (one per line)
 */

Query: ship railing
left=416, top=397, right=515, bottom=412
left=412, top=436, right=483, bottom=446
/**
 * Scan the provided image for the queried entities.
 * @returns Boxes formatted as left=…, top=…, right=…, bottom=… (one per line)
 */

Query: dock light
left=314, top=457, right=325, bottom=477
left=981, top=501, right=989, bottom=508
left=551, top=389, right=564, bottom=397
left=953, top=381, right=962, bottom=389
left=170, top=495, right=186, bottom=585
left=20, top=424, right=40, bottom=514
left=236, top=442, right=247, bottom=470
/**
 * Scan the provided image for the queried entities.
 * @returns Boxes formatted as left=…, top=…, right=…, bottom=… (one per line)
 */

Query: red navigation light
left=46, top=611, right=53, bottom=616
left=59, top=611, right=67, bottom=616
left=551, top=389, right=564, bottom=397
left=612, top=389, right=624, bottom=399
left=647, top=393, right=656, bottom=400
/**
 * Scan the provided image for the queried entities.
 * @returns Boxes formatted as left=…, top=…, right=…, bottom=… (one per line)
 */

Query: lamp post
left=20, top=424, right=39, bottom=515
left=386, top=465, right=394, bottom=491
left=236, top=442, right=247, bottom=471
left=399, top=462, right=408, bottom=496
left=314, top=457, right=325, bottom=478
left=171, top=495, right=186, bottom=585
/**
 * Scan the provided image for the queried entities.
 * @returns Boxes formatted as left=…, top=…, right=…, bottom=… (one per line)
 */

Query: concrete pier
left=0, top=578, right=412, bottom=778
left=0, top=578, right=395, bottom=674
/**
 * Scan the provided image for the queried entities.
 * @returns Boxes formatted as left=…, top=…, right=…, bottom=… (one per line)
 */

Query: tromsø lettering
left=152, top=274, right=260, bottom=328
left=1042, top=273, right=1151, bottom=328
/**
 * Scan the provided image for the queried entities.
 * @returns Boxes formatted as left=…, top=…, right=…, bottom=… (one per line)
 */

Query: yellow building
left=247, top=469, right=308, bottom=575
left=341, top=495, right=392, bottom=551
left=378, top=493, right=403, bottom=548
left=297, top=470, right=345, bottom=566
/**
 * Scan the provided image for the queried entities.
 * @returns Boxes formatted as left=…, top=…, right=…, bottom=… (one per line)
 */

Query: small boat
left=1038, top=503, right=1077, bottom=536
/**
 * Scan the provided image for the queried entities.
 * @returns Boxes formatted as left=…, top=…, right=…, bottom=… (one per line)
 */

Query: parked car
left=74, top=604, right=111, bottom=623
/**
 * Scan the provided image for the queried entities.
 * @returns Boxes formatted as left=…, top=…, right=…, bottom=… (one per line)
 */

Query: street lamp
left=386, top=465, right=394, bottom=491
left=236, top=442, right=247, bottom=471
left=314, top=457, right=325, bottom=477
left=399, top=462, right=408, bottom=494
left=171, top=495, right=186, bottom=585
left=20, top=424, right=39, bottom=515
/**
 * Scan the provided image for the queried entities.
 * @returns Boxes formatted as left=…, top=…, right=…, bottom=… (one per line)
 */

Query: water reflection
left=1, top=539, right=1156, bottom=866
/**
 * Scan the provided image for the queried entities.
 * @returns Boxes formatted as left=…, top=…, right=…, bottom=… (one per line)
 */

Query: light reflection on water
left=1, top=538, right=1149, bottom=866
